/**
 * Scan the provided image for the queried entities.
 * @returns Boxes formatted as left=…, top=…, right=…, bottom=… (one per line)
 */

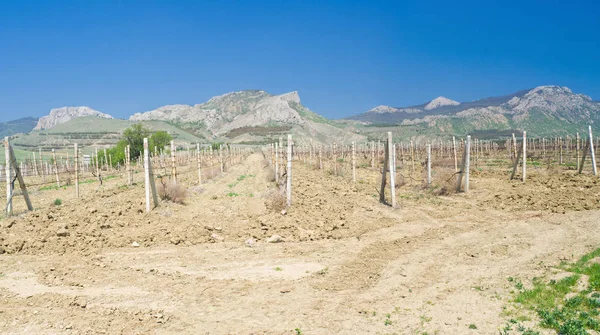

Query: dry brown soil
left=1, top=153, right=600, bottom=334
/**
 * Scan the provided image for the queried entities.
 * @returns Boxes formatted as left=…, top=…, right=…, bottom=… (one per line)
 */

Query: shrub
left=158, top=179, right=187, bottom=204
left=265, top=189, right=287, bottom=212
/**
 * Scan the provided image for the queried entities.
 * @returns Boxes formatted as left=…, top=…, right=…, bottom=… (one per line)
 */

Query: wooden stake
left=197, top=143, right=202, bottom=184
left=352, top=141, right=356, bottom=183
left=464, top=136, right=471, bottom=192
left=144, top=138, right=152, bottom=212
left=576, top=133, right=580, bottom=171
left=427, top=142, right=432, bottom=185
left=522, top=131, right=527, bottom=182
left=275, top=142, right=279, bottom=182
left=5, top=137, right=12, bottom=216
left=74, top=144, right=79, bottom=197
left=589, top=125, right=597, bottom=176
left=286, top=134, right=292, bottom=207
left=388, top=132, right=396, bottom=207
left=452, top=136, right=458, bottom=172
left=52, top=149, right=61, bottom=187
left=171, top=140, right=177, bottom=184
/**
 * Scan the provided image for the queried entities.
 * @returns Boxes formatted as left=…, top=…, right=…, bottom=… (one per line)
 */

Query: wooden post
left=126, top=145, right=132, bottom=185
left=464, top=136, right=471, bottom=192
left=510, top=144, right=523, bottom=180
left=103, top=148, right=108, bottom=170
left=170, top=140, right=177, bottom=184
left=144, top=138, right=152, bottom=212
left=5, top=137, right=12, bottom=216
left=39, top=149, right=46, bottom=183
left=410, top=140, right=415, bottom=176
left=456, top=135, right=471, bottom=192
left=197, top=143, right=202, bottom=184
left=74, top=144, right=79, bottom=197
left=219, top=145, right=224, bottom=173
left=352, top=141, right=356, bottom=183
left=379, top=139, right=389, bottom=204
left=52, top=149, right=61, bottom=187
left=522, top=131, right=527, bottom=182
left=286, top=134, right=292, bottom=207
left=452, top=136, right=458, bottom=172
left=8, top=145, right=32, bottom=211
left=319, top=145, right=323, bottom=170
left=427, top=142, right=432, bottom=185
left=95, top=148, right=99, bottom=179
left=275, top=142, right=279, bottom=182
left=388, top=132, right=396, bottom=207
left=576, top=133, right=580, bottom=171
left=32, top=152, right=39, bottom=176
left=512, top=133, right=518, bottom=161
left=589, top=126, right=597, bottom=176
left=370, top=141, right=375, bottom=168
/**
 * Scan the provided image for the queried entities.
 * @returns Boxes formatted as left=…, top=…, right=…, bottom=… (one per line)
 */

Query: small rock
left=280, top=287, right=292, bottom=294
left=7, top=220, right=16, bottom=228
left=245, top=238, right=256, bottom=248
left=89, top=208, right=97, bottom=214
left=210, top=234, right=224, bottom=242
left=280, top=209, right=287, bottom=216
left=204, top=225, right=214, bottom=231
left=131, top=242, right=140, bottom=247
left=267, top=235, right=282, bottom=243
left=56, top=228, right=69, bottom=237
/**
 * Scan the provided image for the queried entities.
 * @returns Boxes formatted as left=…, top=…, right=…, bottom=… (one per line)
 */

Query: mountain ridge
left=346, top=85, right=599, bottom=137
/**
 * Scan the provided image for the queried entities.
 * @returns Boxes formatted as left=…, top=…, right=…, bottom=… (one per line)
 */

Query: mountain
left=130, top=90, right=362, bottom=144
left=346, top=86, right=600, bottom=137
left=34, top=106, right=113, bottom=130
left=0, top=117, right=38, bottom=138
left=424, top=96, right=460, bottom=110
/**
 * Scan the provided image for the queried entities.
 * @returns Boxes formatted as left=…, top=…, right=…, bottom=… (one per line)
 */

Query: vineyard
left=1, top=130, right=600, bottom=334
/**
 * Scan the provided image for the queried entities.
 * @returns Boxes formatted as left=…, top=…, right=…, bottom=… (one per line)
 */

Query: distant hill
left=0, top=117, right=38, bottom=138
left=130, top=90, right=363, bottom=145
left=34, top=106, right=113, bottom=130
left=345, top=86, right=600, bottom=138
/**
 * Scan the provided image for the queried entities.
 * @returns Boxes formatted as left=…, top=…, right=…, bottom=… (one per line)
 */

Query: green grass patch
left=507, top=248, right=600, bottom=334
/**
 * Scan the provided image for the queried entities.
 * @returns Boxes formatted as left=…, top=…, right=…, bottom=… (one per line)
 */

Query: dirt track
left=1, top=153, right=600, bottom=334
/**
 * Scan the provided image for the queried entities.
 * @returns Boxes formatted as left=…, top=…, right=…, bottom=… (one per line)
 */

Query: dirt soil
left=1, top=153, right=600, bottom=334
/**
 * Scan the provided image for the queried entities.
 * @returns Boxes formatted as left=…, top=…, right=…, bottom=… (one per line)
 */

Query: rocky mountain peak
left=34, top=106, right=112, bottom=130
left=367, top=105, right=398, bottom=114
left=424, top=96, right=460, bottom=110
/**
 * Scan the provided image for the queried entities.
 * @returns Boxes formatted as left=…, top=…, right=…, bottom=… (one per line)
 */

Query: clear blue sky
left=1, top=0, right=599, bottom=122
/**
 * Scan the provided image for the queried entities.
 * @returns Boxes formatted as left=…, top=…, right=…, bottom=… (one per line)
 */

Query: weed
left=265, top=189, right=286, bottom=212
left=506, top=248, right=600, bottom=334
left=52, top=198, right=62, bottom=206
left=468, top=324, right=477, bottom=329
left=384, top=313, right=392, bottom=326
left=294, top=328, right=303, bottom=335
left=157, top=179, right=187, bottom=204
left=227, top=192, right=239, bottom=197
left=274, top=267, right=283, bottom=271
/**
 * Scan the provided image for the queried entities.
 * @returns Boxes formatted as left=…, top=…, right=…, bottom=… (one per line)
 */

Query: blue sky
left=1, top=0, right=599, bottom=122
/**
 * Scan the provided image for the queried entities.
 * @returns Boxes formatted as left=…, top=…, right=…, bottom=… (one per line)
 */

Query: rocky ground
left=1, top=153, right=599, bottom=334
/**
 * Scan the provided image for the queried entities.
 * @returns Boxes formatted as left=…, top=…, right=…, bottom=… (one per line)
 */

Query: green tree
left=122, top=123, right=151, bottom=159
left=149, top=130, right=172, bottom=153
